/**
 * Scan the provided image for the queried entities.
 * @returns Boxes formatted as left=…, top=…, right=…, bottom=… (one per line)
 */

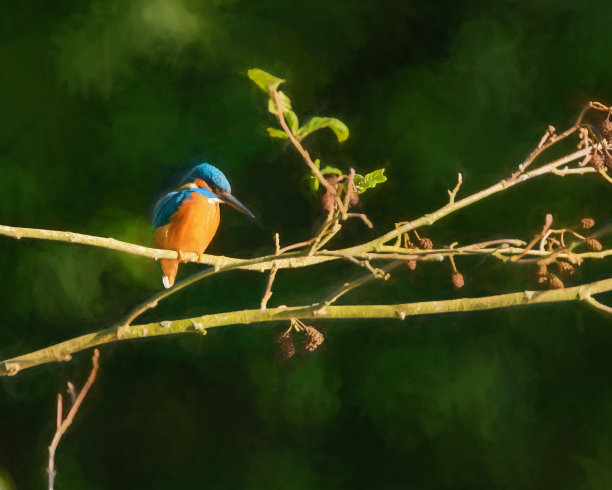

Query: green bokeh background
left=1, top=1, right=612, bottom=488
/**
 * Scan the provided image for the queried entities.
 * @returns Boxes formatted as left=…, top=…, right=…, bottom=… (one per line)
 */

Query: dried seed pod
left=602, top=118, right=612, bottom=139
left=405, top=259, right=417, bottom=270
left=303, top=326, right=324, bottom=352
left=451, top=271, right=464, bottom=289
left=585, top=237, right=603, bottom=251
left=581, top=218, right=595, bottom=230
left=548, top=275, right=564, bottom=289
left=536, top=264, right=549, bottom=283
left=280, top=339, right=296, bottom=360
left=321, top=191, right=335, bottom=212
left=419, top=237, right=433, bottom=250
left=591, top=151, right=605, bottom=171
left=557, top=260, right=575, bottom=276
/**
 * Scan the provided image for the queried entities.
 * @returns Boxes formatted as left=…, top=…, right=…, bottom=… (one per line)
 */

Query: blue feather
left=180, top=163, right=231, bottom=193
left=153, top=188, right=216, bottom=228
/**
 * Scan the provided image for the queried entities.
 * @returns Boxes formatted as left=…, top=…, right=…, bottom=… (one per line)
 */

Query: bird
left=152, top=163, right=254, bottom=288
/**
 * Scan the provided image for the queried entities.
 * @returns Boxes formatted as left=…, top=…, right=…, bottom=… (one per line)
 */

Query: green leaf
left=308, top=159, right=322, bottom=193
left=284, top=110, right=299, bottom=134
left=296, top=116, right=349, bottom=142
left=353, top=169, right=387, bottom=194
left=319, top=166, right=342, bottom=176
left=267, top=128, right=289, bottom=139
left=267, top=91, right=292, bottom=115
left=247, top=68, right=285, bottom=92
left=308, top=174, right=319, bottom=194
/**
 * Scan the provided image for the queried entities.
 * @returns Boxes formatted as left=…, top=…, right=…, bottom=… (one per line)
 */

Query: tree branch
left=357, top=147, right=591, bottom=252
left=3, top=277, right=612, bottom=376
left=0, top=134, right=603, bottom=276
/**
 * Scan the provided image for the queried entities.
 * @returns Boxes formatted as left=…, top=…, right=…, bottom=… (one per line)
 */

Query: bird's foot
left=176, top=250, right=188, bottom=263
left=197, top=252, right=206, bottom=264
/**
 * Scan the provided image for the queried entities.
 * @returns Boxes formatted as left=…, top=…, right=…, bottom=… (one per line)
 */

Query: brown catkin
left=303, top=326, right=324, bottom=352
left=557, top=261, right=575, bottom=276
left=585, top=237, right=603, bottom=251
left=419, top=237, right=433, bottom=250
left=321, top=191, right=335, bottom=212
left=280, top=339, right=296, bottom=360
left=548, top=275, right=564, bottom=289
left=591, top=152, right=605, bottom=171
left=581, top=218, right=595, bottom=230
left=451, top=271, right=464, bottom=289
left=602, top=118, right=612, bottom=139
left=536, top=264, right=548, bottom=284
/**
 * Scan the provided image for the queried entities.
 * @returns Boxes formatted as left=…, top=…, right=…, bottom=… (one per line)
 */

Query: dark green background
left=1, top=1, right=612, bottom=488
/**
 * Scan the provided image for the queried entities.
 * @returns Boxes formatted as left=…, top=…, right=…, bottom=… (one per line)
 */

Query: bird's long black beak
left=218, top=191, right=255, bottom=219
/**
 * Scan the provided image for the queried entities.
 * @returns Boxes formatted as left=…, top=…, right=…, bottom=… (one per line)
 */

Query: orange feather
left=153, top=193, right=220, bottom=287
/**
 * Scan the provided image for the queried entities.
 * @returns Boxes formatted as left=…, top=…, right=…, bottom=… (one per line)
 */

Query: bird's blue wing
left=152, top=188, right=217, bottom=228
left=152, top=190, right=188, bottom=228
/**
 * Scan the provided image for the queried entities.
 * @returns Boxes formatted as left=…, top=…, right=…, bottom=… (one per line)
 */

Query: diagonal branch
left=3, top=277, right=612, bottom=377
left=356, top=147, right=591, bottom=252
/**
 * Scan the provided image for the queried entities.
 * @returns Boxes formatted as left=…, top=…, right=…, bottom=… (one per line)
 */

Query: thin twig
left=341, top=168, right=356, bottom=217
left=48, top=349, right=100, bottom=490
left=552, top=166, right=596, bottom=176
left=512, top=101, right=607, bottom=178
left=447, top=172, right=463, bottom=205
left=598, top=169, right=612, bottom=184
left=358, top=147, right=590, bottom=252
left=346, top=213, right=374, bottom=229
left=260, top=234, right=281, bottom=311
left=514, top=214, right=553, bottom=262
left=308, top=212, right=340, bottom=256
left=270, top=89, right=336, bottom=195
left=278, top=239, right=315, bottom=254
left=317, top=261, right=403, bottom=306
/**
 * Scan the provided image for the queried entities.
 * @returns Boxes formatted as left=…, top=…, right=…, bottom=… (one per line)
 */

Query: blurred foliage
left=1, top=0, right=612, bottom=489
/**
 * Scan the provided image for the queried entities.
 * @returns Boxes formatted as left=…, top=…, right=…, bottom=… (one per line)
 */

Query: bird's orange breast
left=153, top=193, right=220, bottom=254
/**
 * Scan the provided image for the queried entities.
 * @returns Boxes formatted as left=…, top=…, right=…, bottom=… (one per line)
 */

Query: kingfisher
left=152, top=163, right=254, bottom=288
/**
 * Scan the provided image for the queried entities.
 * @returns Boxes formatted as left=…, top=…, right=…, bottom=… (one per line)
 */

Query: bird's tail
left=160, top=259, right=179, bottom=289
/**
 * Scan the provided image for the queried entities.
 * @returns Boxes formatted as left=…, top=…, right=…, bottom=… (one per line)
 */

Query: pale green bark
left=2, top=277, right=611, bottom=376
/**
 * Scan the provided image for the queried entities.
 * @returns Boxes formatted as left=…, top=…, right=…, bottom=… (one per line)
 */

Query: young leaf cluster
left=247, top=68, right=386, bottom=199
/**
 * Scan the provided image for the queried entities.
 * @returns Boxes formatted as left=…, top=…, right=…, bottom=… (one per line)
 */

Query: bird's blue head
left=182, top=163, right=231, bottom=194
left=177, top=162, right=254, bottom=219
